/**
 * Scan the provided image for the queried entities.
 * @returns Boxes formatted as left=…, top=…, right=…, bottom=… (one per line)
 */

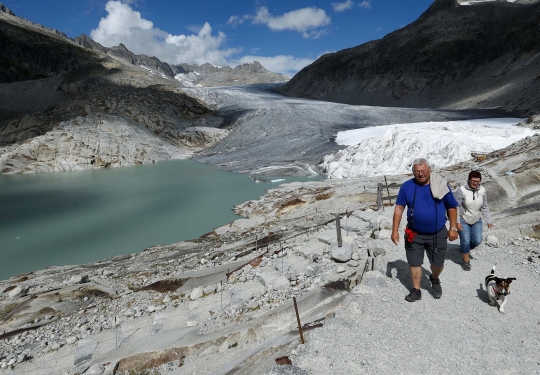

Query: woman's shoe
left=461, top=261, right=471, bottom=271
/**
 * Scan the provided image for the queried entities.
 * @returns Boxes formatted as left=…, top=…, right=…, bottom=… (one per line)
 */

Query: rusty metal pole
left=384, top=176, right=392, bottom=205
left=335, top=213, right=342, bottom=247
left=293, top=297, right=305, bottom=344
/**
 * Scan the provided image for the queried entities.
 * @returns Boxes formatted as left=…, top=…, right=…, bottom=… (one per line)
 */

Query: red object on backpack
left=405, top=227, right=417, bottom=242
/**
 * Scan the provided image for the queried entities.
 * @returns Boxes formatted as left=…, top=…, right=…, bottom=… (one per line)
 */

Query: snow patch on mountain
left=323, top=118, right=535, bottom=178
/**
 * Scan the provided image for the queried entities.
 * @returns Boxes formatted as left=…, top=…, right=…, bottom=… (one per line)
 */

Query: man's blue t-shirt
left=396, top=178, right=458, bottom=234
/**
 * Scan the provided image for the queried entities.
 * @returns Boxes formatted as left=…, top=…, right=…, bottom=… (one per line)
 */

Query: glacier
left=323, top=118, right=535, bottom=178
left=183, top=83, right=510, bottom=176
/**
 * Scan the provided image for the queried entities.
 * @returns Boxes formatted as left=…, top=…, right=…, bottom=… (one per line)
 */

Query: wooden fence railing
left=376, top=182, right=402, bottom=211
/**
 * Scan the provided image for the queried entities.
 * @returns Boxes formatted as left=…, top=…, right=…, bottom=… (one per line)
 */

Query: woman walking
left=455, top=171, right=493, bottom=271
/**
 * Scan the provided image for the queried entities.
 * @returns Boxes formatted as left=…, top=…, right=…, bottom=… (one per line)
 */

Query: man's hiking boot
left=405, top=288, right=422, bottom=302
left=430, top=275, right=442, bottom=299
left=461, top=261, right=471, bottom=271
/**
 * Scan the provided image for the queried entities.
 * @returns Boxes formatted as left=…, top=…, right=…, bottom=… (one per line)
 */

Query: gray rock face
left=74, top=338, right=98, bottom=372
left=282, top=0, right=540, bottom=115
left=0, top=10, right=96, bottom=84
left=0, top=88, right=224, bottom=174
left=174, top=61, right=289, bottom=87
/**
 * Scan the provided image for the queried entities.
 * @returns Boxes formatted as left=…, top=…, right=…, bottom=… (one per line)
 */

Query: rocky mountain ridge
left=0, top=3, right=225, bottom=174
left=282, top=0, right=540, bottom=115
left=174, top=61, right=289, bottom=87
left=71, top=35, right=288, bottom=87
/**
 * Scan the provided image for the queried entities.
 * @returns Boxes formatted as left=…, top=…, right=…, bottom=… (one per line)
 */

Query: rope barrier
left=2, top=215, right=362, bottom=373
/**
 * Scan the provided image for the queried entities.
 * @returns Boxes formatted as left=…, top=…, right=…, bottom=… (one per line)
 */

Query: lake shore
left=2, top=132, right=540, bottom=374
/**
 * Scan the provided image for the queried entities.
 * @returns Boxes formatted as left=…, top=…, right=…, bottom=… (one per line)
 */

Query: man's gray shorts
left=404, top=227, right=448, bottom=267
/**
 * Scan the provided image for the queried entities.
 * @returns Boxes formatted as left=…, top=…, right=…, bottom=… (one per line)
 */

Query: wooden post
left=384, top=176, right=392, bottom=205
left=293, top=297, right=305, bottom=344
left=335, top=213, right=342, bottom=247
left=377, top=183, right=384, bottom=211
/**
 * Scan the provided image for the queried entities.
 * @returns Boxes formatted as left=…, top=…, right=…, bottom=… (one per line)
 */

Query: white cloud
left=226, top=14, right=252, bottom=28
left=358, top=1, right=372, bottom=9
left=233, top=55, right=315, bottom=76
left=375, top=27, right=382, bottom=32
left=253, top=6, right=330, bottom=38
left=90, top=1, right=239, bottom=65
left=227, top=15, right=243, bottom=27
left=332, top=1, right=354, bottom=12
left=89, top=1, right=314, bottom=76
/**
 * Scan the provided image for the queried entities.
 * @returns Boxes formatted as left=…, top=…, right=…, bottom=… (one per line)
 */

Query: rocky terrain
left=1, top=116, right=540, bottom=374
left=73, top=36, right=288, bottom=88
left=0, top=3, right=285, bottom=175
left=1, top=0, right=540, bottom=372
left=282, top=0, right=540, bottom=116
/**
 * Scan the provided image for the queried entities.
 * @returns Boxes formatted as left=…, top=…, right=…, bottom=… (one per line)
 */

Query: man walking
left=391, top=158, right=459, bottom=302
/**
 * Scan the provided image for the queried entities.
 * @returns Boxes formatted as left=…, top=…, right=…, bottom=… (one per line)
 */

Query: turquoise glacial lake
left=0, top=160, right=323, bottom=280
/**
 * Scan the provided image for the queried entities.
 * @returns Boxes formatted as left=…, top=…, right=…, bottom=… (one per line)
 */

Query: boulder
left=86, top=364, right=105, bottom=375
left=376, top=229, right=392, bottom=240
left=257, top=272, right=279, bottom=288
left=272, top=276, right=291, bottom=291
left=352, top=209, right=379, bottom=222
left=375, top=215, right=392, bottom=230
left=330, top=244, right=353, bottom=262
left=340, top=216, right=369, bottom=233
left=486, top=235, right=499, bottom=248
left=203, top=285, right=216, bottom=294
left=66, top=336, right=78, bottom=345
left=70, top=275, right=90, bottom=284
left=8, top=286, right=28, bottom=299
left=190, top=287, right=204, bottom=300
left=297, top=242, right=326, bottom=259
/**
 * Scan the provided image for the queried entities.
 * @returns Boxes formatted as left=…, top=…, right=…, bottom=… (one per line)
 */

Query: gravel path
left=290, top=233, right=540, bottom=374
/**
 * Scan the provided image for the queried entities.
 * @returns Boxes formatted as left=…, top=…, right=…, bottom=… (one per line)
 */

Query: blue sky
left=5, top=0, right=434, bottom=75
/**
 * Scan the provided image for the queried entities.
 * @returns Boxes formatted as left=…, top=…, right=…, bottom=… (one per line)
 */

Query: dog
left=485, top=265, right=516, bottom=314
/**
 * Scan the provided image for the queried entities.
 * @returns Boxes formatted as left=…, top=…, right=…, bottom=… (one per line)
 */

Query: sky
left=5, top=0, right=435, bottom=76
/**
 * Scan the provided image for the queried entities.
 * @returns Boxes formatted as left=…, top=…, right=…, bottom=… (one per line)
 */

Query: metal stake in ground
left=293, top=297, right=305, bottom=344
left=336, top=213, right=342, bottom=247
left=280, top=242, right=284, bottom=275
left=115, top=316, right=118, bottom=349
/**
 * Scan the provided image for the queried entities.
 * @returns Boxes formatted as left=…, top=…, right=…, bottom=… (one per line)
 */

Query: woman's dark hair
left=468, top=170, right=482, bottom=181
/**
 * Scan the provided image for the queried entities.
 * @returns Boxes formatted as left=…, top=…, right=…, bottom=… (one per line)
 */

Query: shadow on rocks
left=476, top=282, right=491, bottom=303
left=386, top=259, right=432, bottom=291
left=445, top=243, right=463, bottom=265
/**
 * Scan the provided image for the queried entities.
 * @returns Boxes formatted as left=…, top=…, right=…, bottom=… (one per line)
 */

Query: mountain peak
left=0, top=2, right=16, bottom=16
